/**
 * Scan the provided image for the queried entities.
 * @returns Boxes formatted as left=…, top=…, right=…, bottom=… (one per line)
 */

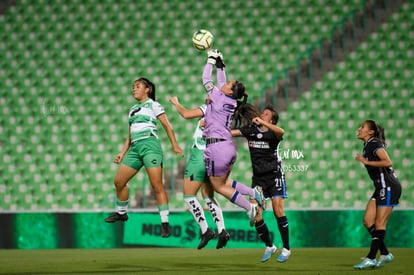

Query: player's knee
left=114, top=176, right=126, bottom=188
left=363, top=216, right=377, bottom=228
left=273, top=205, right=285, bottom=217
left=374, top=217, right=389, bottom=230
left=150, top=182, right=166, bottom=194
left=114, top=181, right=126, bottom=192
left=275, top=210, right=285, bottom=217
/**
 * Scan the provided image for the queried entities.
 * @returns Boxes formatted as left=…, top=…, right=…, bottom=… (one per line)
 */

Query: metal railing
left=259, top=0, right=386, bottom=109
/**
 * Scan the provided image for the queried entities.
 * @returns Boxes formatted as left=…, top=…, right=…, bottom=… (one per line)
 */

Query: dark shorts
left=371, top=183, right=402, bottom=207
left=252, top=170, right=288, bottom=199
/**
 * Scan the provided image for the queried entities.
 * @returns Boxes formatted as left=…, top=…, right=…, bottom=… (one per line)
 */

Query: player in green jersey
left=170, top=96, right=229, bottom=249
left=105, top=77, right=183, bottom=238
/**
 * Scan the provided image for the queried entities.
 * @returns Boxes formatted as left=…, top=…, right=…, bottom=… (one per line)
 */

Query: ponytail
left=232, top=101, right=260, bottom=129
left=377, top=124, right=386, bottom=146
left=366, top=119, right=386, bottom=146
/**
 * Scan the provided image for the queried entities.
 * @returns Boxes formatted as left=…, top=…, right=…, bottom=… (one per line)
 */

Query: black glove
left=207, top=49, right=225, bottom=68
left=215, top=56, right=226, bottom=69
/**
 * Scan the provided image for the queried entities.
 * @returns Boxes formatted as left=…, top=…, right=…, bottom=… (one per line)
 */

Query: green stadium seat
left=1, top=0, right=413, bottom=210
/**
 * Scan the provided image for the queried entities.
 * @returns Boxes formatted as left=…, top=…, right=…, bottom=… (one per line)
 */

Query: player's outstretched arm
left=202, top=49, right=224, bottom=92
left=169, top=96, right=203, bottom=119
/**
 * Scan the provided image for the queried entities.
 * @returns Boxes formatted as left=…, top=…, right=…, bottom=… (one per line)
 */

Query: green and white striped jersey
left=128, top=98, right=165, bottom=143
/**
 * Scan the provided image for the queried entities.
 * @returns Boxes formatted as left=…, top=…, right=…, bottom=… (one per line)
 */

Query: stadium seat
left=1, top=0, right=413, bottom=210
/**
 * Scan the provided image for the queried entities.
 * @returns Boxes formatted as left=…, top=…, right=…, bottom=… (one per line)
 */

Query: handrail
left=162, top=0, right=388, bottom=209
left=260, top=1, right=375, bottom=107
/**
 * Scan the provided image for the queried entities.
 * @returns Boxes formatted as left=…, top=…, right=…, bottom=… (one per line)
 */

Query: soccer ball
left=192, top=29, right=214, bottom=51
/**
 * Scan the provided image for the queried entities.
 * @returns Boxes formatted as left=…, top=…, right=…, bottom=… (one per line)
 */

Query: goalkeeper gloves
left=207, top=49, right=225, bottom=68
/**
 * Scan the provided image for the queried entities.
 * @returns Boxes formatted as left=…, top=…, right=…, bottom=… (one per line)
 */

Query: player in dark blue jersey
left=353, top=120, right=402, bottom=270
left=232, top=105, right=291, bottom=263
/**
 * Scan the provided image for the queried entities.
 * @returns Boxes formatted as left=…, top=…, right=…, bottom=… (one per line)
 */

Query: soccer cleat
left=277, top=248, right=291, bottom=263
left=197, top=228, right=216, bottom=250
left=216, top=229, right=230, bottom=249
left=376, top=253, right=394, bottom=268
left=104, top=212, right=128, bottom=223
left=253, top=186, right=265, bottom=209
left=353, top=258, right=377, bottom=270
left=248, top=203, right=259, bottom=226
left=261, top=245, right=277, bottom=262
left=161, top=222, right=171, bottom=238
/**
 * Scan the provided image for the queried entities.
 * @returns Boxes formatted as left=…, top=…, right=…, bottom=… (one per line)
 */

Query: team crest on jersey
left=257, top=133, right=263, bottom=139
left=204, top=81, right=214, bottom=91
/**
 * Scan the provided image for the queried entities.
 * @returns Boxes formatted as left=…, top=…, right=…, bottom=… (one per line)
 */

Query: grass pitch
left=0, top=248, right=413, bottom=275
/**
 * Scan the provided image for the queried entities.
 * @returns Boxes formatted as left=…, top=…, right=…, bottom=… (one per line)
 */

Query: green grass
left=0, top=248, right=413, bottom=275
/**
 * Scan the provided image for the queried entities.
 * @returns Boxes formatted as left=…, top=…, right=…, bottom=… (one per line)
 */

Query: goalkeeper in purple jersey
left=169, top=96, right=229, bottom=249
left=201, top=49, right=264, bottom=227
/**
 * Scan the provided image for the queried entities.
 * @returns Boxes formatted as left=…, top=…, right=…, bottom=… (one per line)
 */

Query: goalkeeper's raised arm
left=202, top=49, right=226, bottom=92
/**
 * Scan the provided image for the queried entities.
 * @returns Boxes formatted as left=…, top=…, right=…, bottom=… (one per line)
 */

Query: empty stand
left=0, top=0, right=412, bottom=210
left=282, top=2, right=413, bottom=208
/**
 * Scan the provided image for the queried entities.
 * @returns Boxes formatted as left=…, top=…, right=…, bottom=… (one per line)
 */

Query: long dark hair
left=232, top=98, right=260, bottom=129
left=231, top=81, right=246, bottom=100
left=365, top=119, right=386, bottom=146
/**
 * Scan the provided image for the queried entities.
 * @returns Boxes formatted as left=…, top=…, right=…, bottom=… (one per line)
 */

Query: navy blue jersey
left=362, top=137, right=399, bottom=188
left=239, top=125, right=282, bottom=176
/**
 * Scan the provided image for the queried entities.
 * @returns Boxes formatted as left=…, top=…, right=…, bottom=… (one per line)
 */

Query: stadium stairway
left=276, top=1, right=414, bottom=208
left=261, top=0, right=405, bottom=112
